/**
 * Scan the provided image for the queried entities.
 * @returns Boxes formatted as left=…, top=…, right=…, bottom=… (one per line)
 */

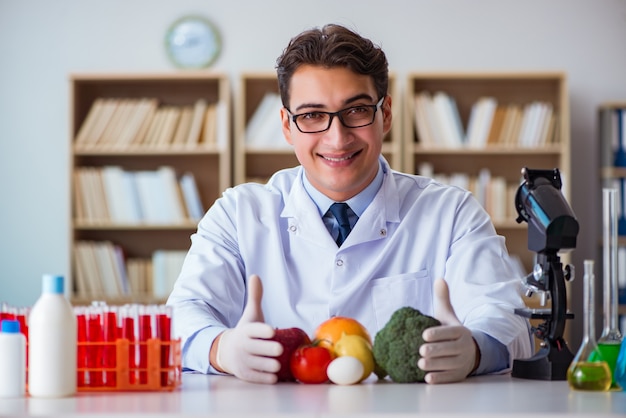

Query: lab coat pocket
left=370, top=270, right=432, bottom=331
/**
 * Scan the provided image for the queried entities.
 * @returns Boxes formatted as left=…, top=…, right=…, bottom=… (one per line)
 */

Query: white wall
left=1, top=0, right=625, bottom=346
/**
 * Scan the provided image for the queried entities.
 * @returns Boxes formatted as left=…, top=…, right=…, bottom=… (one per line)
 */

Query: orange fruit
left=314, top=316, right=371, bottom=350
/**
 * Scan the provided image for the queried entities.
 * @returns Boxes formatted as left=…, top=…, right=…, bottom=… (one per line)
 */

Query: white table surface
left=2, top=373, right=625, bottom=417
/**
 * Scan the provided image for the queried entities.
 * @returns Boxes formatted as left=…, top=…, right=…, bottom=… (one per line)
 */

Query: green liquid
left=596, top=342, right=622, bottom=389
left=567, top=361, right=612, bottom=391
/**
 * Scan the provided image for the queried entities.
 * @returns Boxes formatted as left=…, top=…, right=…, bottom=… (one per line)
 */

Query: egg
left=327, top=356, right=365, bottom=385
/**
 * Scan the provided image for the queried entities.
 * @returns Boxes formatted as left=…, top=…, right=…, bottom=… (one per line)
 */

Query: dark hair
left=275, top=24, right=389, bottom=108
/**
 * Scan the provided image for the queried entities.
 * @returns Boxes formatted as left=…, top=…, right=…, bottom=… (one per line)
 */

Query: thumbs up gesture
left=213, top=274, right=283, bottom=383
left=418, top=278, right=480, bottom=384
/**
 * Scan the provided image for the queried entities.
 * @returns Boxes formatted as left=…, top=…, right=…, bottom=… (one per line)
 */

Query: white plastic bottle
left=28, top=274, right=77, bottom=398
left=0, top=319, right=26, bottom=398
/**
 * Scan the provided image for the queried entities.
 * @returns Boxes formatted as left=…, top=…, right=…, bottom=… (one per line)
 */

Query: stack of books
left=413, top=91, right=558, bottom=148
left=73, top=166, right=204, bottom=225
left=73, top=242, right=187, bottom=300
left=417, top=163, right=516, bottom=223
left=74, top=98, right=225, bottom=150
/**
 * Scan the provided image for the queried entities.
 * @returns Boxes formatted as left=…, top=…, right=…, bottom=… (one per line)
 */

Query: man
left=167, top=23, right=533, bottom=385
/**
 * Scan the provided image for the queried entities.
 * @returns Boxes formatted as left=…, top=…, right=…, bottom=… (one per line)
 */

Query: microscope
left=511, top=167, right=579, bottom=380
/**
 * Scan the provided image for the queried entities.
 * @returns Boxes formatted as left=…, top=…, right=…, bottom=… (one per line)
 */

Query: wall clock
left=165, top=15, right=221, bottom=69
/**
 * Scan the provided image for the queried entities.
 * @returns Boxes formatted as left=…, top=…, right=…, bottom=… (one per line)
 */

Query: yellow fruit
left=314, top=317, right=371, bottom=350
left=333, top=334, right=375, bottom=382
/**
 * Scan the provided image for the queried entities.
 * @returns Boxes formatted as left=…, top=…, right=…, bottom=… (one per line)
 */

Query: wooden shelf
left=600, top=166, right=626, bottom=179
left=73, top=222, right=199, bottom=231
left=69, top=72, right=231, bottom=303
left=74, top=146, right=222, bottom=156
left=404, top=72, right=570, bottom=273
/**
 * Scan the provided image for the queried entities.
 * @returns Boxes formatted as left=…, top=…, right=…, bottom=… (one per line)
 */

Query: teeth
left=323, top=153, right=354, bottom=162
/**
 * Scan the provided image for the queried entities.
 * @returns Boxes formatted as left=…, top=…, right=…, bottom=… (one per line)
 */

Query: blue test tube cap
left=1, top=319, right=21, bottom=333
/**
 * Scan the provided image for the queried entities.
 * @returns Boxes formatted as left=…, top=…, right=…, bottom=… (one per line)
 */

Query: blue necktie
left=329, top=202, right=352, bottom=246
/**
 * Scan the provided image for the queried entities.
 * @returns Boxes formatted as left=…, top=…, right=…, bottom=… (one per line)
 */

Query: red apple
left=269, top=327, right=311, bottom=381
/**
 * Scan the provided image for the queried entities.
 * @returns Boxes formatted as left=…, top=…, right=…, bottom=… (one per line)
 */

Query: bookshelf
left=404, top=72, right=572, bottom=346
left=404, top=72, right=571, bottom=274
left=234, top=71, right=403, bottom=185
left=598, top=102, right=626, bottom=323
left=69, top=73, right=231, bottom=304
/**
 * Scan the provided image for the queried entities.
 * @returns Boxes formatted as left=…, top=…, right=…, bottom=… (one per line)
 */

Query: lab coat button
left=336, top=259, right=344, bottom=267
left=289, top=225, right=297, bottom=232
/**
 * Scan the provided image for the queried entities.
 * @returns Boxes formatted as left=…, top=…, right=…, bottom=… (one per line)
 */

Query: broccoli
left=372, top=306, right=441, bottom=383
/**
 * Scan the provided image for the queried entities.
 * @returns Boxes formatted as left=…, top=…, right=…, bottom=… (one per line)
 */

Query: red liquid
left=138, top=314, right=152, bottom=384
left=158, top=313, right=172, bottom=386
left=76, top=313, right=87, bottom=386
left=87, top=313, right=103, bottom=387
left=121, top=316, right=137, bottom=384
left=102, top=311, right=117, bottom=387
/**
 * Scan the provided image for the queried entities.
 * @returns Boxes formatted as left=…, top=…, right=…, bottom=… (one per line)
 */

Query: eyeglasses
left=286, top=97, right=384, bottom=134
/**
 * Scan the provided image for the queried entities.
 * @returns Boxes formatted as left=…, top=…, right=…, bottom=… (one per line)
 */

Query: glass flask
left=596, top=188, right=623, bottom=389
left=567, top=260, right=612, bottom=391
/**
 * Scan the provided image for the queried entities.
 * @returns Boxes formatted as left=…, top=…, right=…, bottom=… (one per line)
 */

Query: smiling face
left=280, top=65, right=392, bottom=202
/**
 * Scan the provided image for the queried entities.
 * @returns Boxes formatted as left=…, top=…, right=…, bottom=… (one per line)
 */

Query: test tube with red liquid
left=120, top=304, right=138, bottom=384
left=138, top=305, right=154, bottom=384
left=86, top=303, right=104, bottom=387
left=75, top=306, right=87, bottom=387
left=102, top=305, right=118, bottom=387
left=158, top=305, right=172, bottom=386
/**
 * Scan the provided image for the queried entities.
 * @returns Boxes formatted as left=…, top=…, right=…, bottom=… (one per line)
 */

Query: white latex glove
left=215, top=274, right=283, bottom=384
left=418, top=277, right=480, bottom=384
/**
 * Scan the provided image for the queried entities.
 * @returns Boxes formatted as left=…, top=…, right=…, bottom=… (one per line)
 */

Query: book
left=156, top=166, right=187, bottom=223
left=432, top=92, right=464, bottom=148
left=84, top=241, right=106, bottom=296
left=179, top=172, right=204, bottom=221
left=170, top=105, right=194, bottom=147
left=536, top=103, right=554, bottom=146
left=122, top=170, right=143, bottom=222
left=186, top=99, right=208, bottom=147
left=422, top=91, right=446, bottom=147
left=215, top=100, right=228, bottom=149
left=74, top=98, right=105, bottom=147
left=72, top=242, right=92, bottom=297
left=517, top=102, right=539, bottom=147
left=127, top=258, right=150, bottom=296
left=72, top=170, right=86, bottom=222
left=135, top=170, right=168, bottom=224
left=486, top=105, right=507, bottom=145
left=201, top=103, right=217, bottom=147
left=111, top=243, right=130, bottom=295
left=506, top=105, right=524, bottom=146
left=99, top=99, right=132, bottom=148
left=413, top=92, right=435, bottom=147
left=85, top=99, right=119, bottom=148
left=117, top=98, right=159, bottom=149
left=130, top=100, right=158, bottom=147
left=101, top=166, right=131, bottom=223
left=466, top=97, right=497, bottom=148
left=142, top=107, right=168, bottom=147
left=86, top=167, right=110, bottom=223
left=489, top=176, right=508, bottom=222
left=246, top=93, right=285, bottom=148
left=155, top=106, right=181, bottom=147
left=92, top=241, right=121, bottom=297
left=152, top=250, right=187, bottom=298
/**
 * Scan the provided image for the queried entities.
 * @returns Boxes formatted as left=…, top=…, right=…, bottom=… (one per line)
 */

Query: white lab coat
left=167, top=159, right=533, bottom=374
